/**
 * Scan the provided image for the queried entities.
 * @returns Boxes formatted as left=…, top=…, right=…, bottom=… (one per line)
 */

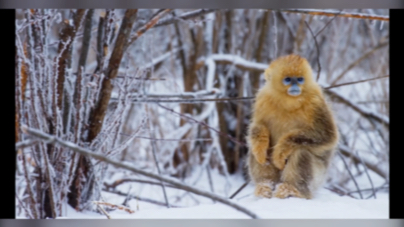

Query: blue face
left=283, top=76, right=304, bottom=96
left=283, top=77, right=304, bottom=85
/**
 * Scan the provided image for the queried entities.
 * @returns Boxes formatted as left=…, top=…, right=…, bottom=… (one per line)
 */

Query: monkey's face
left=282, top=76, right=305, bottom=96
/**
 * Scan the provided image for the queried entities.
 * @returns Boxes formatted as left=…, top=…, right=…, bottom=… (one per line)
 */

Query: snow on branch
left=280, top=9, right=389, bottom=21
left=197, top=54, right=268, bottom=72
left=155, top=9, right=216, bottom=28
left=22, top=125, right=260, bottom=219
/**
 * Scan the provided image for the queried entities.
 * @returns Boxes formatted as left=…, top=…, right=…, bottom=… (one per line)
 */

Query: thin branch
left=94, top=202, right=111, bottom=219
left=325, top=75, right=389, bottom=89
left=347, top=184, right=388, bottom=196
left=229, top=181, right=250, bottom=199
left=16, top=139, right=40, bottom=150
left=22, top=126, right=260, bottom=219
left=339, top=145, right=387, bottom=180
left=119, top=134, right=212, bottom=142
left=337, top=151, right=363, bottom=199
left=356, top=151, right=377, bottom=199
left=116, top=76, right=166, bottom=81
left=197, top=54, right=268, bottom=72
left=103, top=188, right=183, bottom=208
left=331, top=41, right=388, bottom=85
left=324, top=89, right=389, bottom=127
left=147, top=105, right=170, bottom=208
left=115, top=97, right=254, bottom=103
left=315, top=10, right=342, bottom=37
left=104, top=178, right=179, bottom=190
left=281, top=9, right=389, bottom=21
left=324, top=186, right=356, bottom=199
left=16, top=192, right=34, bottom=219
left=155, top=9, right=216, bottom=27
left=157, top=104, right=247, bottom=147
left=304, top=21, right=321, bottom=81
left=127, top=9, right=172, bottom=47
left=93, top=201, right=135, bottom=214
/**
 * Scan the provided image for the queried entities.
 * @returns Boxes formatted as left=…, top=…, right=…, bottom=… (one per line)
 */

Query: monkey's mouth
left=288, top=88, right=301, bottom=96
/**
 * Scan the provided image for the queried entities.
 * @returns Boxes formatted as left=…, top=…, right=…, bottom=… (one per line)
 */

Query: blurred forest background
left=15, top=9, right=389, bottom=218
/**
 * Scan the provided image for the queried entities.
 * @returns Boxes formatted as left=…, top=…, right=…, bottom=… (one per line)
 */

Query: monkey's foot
left=254, top=182, right=273, bottom=198
left=274, top=183, right=304, bottom=199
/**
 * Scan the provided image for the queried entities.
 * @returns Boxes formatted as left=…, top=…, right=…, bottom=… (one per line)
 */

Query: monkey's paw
left=254, top=182, right=273, bottom=198
left=274, top=183, right=303, bottom=199
left=272, top=147, right=289, bottom=170
left=251, top=143, right=268, bottom=165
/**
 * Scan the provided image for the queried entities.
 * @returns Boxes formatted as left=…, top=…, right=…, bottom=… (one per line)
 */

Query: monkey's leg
left=274, top=149, right=319, bottom=199
left=247, top=152, right=280, bottom=198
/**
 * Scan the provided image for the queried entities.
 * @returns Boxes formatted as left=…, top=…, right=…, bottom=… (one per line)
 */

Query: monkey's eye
left=297, top=77, right=304, bottom=83
left=283, top=77, right=291, bottom=85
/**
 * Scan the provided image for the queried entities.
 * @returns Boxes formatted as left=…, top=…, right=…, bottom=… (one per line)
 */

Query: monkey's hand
left=272, top=134, right=297, bottom=170
left=248, top=124, right=270, bottom=165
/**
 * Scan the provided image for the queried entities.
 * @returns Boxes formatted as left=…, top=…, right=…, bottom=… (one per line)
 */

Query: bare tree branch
left=22, top=126, right=260, bottom=219
left=127, top=9, right=172, bottom=47
left=304, top=21, right=321, bottom=81
left=331, top=41, right=388, bottom=86
left=325, top=75, right=389, bottom=89
left=324, top=89, right=389, bottom=127
left=339, top=145, right=388, bottom=180
left=88, top=9, right=138, bottom=142
left=157, top=104, right=247, bottom=147
left=103, top=188, right=183, bottom=208
left=281, top=9, right=389, bottom=21
left=337, top=152, right=363, bottom=199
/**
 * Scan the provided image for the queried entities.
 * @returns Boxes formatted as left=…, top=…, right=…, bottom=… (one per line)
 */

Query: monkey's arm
left=272, top=105, right=338, bottom=170
left=248, top=122, right=270, bottom=165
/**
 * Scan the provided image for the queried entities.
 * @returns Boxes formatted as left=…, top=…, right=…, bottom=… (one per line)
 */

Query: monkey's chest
left=267, top=115, right=306, bottom=146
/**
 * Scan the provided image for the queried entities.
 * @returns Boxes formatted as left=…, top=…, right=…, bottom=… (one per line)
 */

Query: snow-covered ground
left=61, top=187, right=388, bottom=219
left=53, top=167, right=388, bottom=219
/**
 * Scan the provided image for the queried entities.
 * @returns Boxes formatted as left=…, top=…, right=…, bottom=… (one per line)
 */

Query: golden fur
left=246, top=54, right=338, bottom=199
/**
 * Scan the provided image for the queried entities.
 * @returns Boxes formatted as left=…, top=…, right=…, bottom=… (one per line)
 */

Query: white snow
left=50, top=168, right=388, bottom=219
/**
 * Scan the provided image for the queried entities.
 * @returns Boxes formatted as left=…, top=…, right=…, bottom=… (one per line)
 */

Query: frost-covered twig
left=155, top=9, right=216, bottom=27
left=87, top=9, right=138, bottom=142
left=94, top=202, right=111, bottom=219
left=197, top=54, right=267, bottom=72
left=119, top=97, right=254, bottom=103
left=104, top=178, right=178, bottom=190
left=103, top=188, right=183, bottom=208
left=15, top=192, right=34, bottom=219
left=147, top=105, right=170, bottom=208
left=127, top=9, right=172, bottom=47
left=16, top=139, right=40, bottom=150
left=22, top=126, right=260, bottom=219
left=93, top=201, right=135, bottom=214
left=280, top=9, right=389, bottom=21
